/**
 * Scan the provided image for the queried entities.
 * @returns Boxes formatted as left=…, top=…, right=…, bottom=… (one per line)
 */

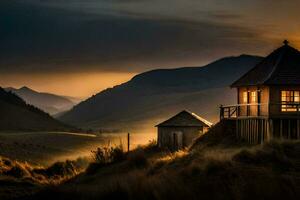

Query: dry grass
left=0, top=155, right=91, bottom=200
left=0, top=156, right=90, bottom=185
left=1, top=137, right=300, bottom=200
left=30, top=140, right=300, bottom=200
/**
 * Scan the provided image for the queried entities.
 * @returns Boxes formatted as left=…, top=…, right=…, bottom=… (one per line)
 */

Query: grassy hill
left=21, top=134, right=300, bottom=200
left=0, top=114, right=298, bottom=200
left=59, top=55, right=263, bottom=132
left=0, top=87, right=71, bottom=131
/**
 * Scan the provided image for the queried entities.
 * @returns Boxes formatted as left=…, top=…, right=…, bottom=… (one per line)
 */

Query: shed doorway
left=172, top=131, right=183, bottom=150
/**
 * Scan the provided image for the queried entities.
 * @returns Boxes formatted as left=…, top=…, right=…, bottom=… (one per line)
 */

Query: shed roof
left=231, top=40, right=300, bottom=87
left=156, top=110, right=213, bottom=127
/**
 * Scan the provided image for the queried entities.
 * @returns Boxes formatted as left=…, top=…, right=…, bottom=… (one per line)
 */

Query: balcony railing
left=220, top=103, right=300, bottom=119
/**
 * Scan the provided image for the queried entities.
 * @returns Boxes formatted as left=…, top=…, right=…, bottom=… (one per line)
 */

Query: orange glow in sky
left=0, top=72, right=136, bottom=98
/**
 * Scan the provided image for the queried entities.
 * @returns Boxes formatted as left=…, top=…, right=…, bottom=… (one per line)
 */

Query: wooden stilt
left=127, top=133, right=130, bottom=152
left=253, top=120, right=255, bottom=144
left=280, top=119, right=283, bottom=139
left=241, top=120, right=244, bottom=140
left=247, top=120, right=250, bottom=143
left=269, top=119, right=273, bottom=141
left=266, top=119, right=269, bottom=142
left=251, top=120, right=254, bottom=144
left=288, top=120, right=291, bottom=139
left=297, top=120, right=300, bottom=139
left=254, top=119, right=256, bottom=144
left=236, top=120, right=239, bottom=139
left=264, top=119, right=267, bottom=142
left=255, top=119, right=259, bottom=144
left=248, top=120, right=250, bottom=144
left=246, top=120, right=250, bottom=142
left=259, top=119, right=264, bottom=144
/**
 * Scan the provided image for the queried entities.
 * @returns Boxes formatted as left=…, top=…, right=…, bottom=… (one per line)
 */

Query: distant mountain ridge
left=5, top=87, right=80, bottom=115
left=59, top=54, right=263, bottom=132
left=0, top=87, right=71, bottom=131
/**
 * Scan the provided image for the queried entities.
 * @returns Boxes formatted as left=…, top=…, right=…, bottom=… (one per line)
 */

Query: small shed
left=156, top=110, right=212, bottom=150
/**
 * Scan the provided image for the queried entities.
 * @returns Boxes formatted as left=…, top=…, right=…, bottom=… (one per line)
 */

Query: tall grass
left=32, top=140, right=300, bottom=200
left=0, top=156, right=89, bottom=185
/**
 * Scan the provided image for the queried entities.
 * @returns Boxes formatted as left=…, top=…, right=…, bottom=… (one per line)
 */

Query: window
left=242, top=91, right=248, bottom=103
left=281, top=90, right=300, bottom=112
left=251, top=91, right=257, bottom=103
left=295, top=91, right=300, bottom=102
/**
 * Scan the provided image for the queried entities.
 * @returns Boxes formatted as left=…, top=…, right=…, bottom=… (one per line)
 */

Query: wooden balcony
left=220, top=103, right=300, bottom=120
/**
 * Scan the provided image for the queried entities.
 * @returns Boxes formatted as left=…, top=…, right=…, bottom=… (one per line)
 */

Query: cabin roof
left=156, top=110, right=213, bottom=127
left=231, top=40, right=300, bottom=87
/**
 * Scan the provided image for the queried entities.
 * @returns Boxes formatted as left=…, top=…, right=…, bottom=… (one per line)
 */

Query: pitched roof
left=156, top=110, right=213, bottom=127
left=231, top=41, right=300, bottom=87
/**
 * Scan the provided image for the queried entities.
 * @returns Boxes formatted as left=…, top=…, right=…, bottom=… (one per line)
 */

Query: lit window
left=242, top=92, right=248, bottom=103
left=281, top=90, right=300, bottom=112
left=251, top=91, right=256, bottom=103
left=295, top=91, right=300, bottom=102
left=281, top=91, right=286, bottom=101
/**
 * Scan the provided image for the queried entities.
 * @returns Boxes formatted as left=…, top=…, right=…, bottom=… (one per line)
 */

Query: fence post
left=220, top=104, right=224, bottom=120
left=127, top=133, right=130, bottom=152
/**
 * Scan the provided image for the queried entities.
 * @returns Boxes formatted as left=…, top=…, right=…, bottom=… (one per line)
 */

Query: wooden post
left=250, top=120, right=252, bottom=144
left=263, top=119, right=266, bottom=142
left=280, top=120, right=283, bottom=139
left=260, top=120, right=263, bottom=144
left=220, top=105, right=224, bottom=120
left=255, top=119, right=258, bottom=144
left=173, top=133, right=176, bottom=150
left=257, top=119, right=260, bottom=144
left=248, top=120, right=251, bottom=143
left=269, top=119, right=273, bottom=141
left=266, top=119, right=270, bottom=142
left=242, top=120, right=244, bottom=141
left=288, top=120, right=291, bottom=139
left=246, top=120, right=248, bottom=142
left=297, top=119, right=300, bottom=139
left=127, top=133, right=130, bottom=152
left=236, top=120, right=239, bottom=139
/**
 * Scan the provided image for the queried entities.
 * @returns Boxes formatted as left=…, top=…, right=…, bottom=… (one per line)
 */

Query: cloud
left=0, top=0, right=286, bottom=75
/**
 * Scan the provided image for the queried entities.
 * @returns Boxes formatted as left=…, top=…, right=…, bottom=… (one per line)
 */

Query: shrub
left=85, top=162, right=102, bottom=175
left=128, top=148, right=148, bottom=168
left=110, top=145, right=126, bottom=162
left=45, top=160, right=77, bottom=177
left=143, top=139, right=158, bottom=153
left=91, top=145, right=125, bottom=165
left=5, top=163, right=31, bottom=178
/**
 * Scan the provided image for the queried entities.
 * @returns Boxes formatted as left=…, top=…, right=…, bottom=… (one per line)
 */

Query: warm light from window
left=295, top=91, right=299, bottom=102
left=242, top=91, right=247, bottom=103
left=281, top=90, right=300, bottom=112
left=251, top=91, right=256, bottom=103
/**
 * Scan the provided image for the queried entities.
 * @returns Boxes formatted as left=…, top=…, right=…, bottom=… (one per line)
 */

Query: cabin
left=156, top=110, right=212, bottom=150
left=220, top=40, right=300, bottom=143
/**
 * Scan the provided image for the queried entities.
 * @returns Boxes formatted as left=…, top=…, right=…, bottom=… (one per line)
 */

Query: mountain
left=0, top=87, right=71, bottom=131
left=59, top=55, right=263, bottom=132
left=5, top=87, right=78, bottom=115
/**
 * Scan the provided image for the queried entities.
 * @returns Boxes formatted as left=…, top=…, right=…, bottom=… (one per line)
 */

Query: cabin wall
left=157, top=126, right=204, bottom=150
left=237, top=86, right=269, bottom=117
left=260, top=86, right=270, bottom=115
left=238, top=87, right=247, bottom=116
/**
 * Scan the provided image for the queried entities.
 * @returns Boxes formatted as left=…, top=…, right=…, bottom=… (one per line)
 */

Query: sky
left=1, top=0, right=300, bottom=97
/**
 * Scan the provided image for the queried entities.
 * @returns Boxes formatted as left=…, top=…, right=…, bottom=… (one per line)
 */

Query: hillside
left=0, top=124, right=299, bottom=200
left=0, top=88, right=71, bottom=131
left=28, top=139, right=300, bottom=200
left=59, top=55, right=263, bottom=131
left=5, top=87, right=78, bottom=115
